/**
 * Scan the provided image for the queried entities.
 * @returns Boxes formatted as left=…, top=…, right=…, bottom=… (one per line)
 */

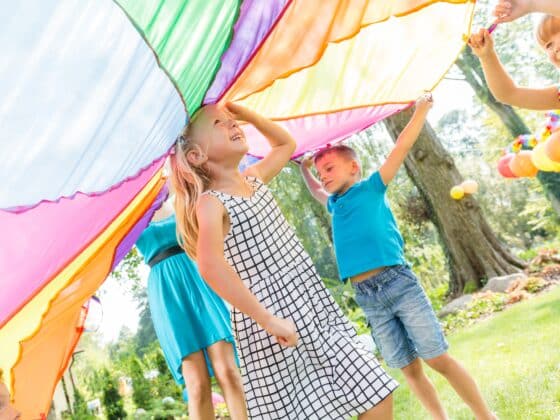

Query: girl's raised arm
left=226, top=102, right=296, bottom=183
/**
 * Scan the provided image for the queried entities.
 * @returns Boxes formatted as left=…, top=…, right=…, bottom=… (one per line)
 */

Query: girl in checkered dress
left=170, top=103, right=397, bottom=419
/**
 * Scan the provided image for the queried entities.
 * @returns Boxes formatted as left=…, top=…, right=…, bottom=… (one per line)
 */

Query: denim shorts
left=352, top=264, right=448, bottom=369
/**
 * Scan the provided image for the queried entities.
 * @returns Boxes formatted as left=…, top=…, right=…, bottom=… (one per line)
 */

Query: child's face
left=543, top=31, right=560, bottom=68
left=192, top=105, right=249, bottom=161
left=315, top=152, right=360, bottom=195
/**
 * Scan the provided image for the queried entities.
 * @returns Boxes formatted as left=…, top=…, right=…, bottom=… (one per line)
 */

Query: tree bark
left=456, top=47, right=560, bottom=216
left=384, top=109, right=526, bottom=297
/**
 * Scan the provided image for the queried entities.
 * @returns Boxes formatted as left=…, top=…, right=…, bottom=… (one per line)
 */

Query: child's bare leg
left=401, top=358, right=448, bottom=420
left=207, top=340, right=248, bottom=420
left=425, top=353, right=496, bottom=420
left=358, top=394, right=393, bottom=420
left=181, top=351, right=214, bottom=420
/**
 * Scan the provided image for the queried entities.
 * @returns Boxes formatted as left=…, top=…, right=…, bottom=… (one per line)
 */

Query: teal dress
left=136, top=215, right=236, bottom=385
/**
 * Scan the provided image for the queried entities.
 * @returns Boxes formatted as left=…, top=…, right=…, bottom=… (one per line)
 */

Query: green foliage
left=129, top=358, right=153, bottom=410
left=71, top=388, right=94, bottom=420
left=146, top=346, right=183, bottom=401
left=426, top=282, right=449, bottom=313
left=134, top=399, right=186, bottom=420
left=463, top=280, right=478, bottom=295
left=525, top=277, right=547, bottom=293
left=101, top=369, right=127, bottom=420
left=441, top=292, right=508, bottom=333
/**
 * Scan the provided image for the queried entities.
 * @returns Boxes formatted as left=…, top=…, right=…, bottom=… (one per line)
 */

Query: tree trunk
left=384, top=109, right=526, bottom=297
left=456, top=47, right=560, bottom=216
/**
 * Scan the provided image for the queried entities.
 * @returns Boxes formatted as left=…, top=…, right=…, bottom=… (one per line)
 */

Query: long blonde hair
left=536, top=14, right=560, bottom=48
left=170, top=119, right=212, bottom=259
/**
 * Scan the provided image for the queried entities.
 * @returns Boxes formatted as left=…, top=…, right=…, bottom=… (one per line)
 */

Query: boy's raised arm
left=379, top=94, right=432, bottom=186
left=299, top=156, right=329, bottom=206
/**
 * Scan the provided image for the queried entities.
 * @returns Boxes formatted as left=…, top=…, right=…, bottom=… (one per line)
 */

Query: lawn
left=389, top=285, right=560, bottom=419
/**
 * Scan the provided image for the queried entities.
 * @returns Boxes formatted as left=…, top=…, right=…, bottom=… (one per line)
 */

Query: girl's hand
left=261, top=316, right=299, bottom=347
left=224, top=101, right=258, bottom=123
left=415, top=92, right=433, bottom=113
left=493, top=0, right=533, bottom=23
left=468, top=28, right=495, bottom=58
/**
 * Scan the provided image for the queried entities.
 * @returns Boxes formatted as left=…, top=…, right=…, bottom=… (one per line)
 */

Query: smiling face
left=537, top=15, right=560, bottom=68
left=314, top=150, right=360, bottom=195
left=190, top=104, right=249, bottom=163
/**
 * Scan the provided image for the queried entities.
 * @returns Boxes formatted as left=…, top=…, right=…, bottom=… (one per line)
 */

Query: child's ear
left=351, top=160, right=360, bottom=175
left=186, top=148, right=207, bottom=166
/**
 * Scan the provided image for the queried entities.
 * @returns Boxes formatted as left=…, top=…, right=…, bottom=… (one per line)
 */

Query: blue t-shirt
left=327, top=171, right=405, bottom=280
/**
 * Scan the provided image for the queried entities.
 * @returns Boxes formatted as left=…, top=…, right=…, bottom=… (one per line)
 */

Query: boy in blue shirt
left=300, top=94, right=495, bottom=420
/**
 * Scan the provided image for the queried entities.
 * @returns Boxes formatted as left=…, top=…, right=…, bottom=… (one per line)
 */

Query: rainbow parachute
left=0, top=1, right=474, bottom=417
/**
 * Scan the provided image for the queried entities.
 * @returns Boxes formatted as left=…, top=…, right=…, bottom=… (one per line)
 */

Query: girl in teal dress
left=136, top=196, right=247, bottom=419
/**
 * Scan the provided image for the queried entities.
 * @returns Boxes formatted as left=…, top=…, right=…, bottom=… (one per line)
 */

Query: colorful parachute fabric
left=0, top=0, right=474, bottom=417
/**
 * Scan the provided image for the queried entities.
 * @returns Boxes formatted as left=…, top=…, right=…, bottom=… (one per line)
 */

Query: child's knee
left=185, top=377, right=212, bottom=403
left=214, top=363, right=242, bottom=388
left=424, top=353, right=453, bottom=373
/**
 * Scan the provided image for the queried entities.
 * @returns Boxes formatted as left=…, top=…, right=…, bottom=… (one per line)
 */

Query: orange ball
left=545, top=131, right=560, bottom=163
left=508, top=151, right=538, bottom=177
left=497, top=154, right=517, bottom=178
left=461, top=179, right=478, bottom=194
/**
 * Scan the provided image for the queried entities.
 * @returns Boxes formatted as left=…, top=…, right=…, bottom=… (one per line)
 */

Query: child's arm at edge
left=494, top=0, right=560, bottom=23
left=299, top=156, right=329, bottom=206
left=379, top=94, right=432, bottom=186
left=196, top=194, right=298, bottom=347
left=469, top=28, right=559, bottom=110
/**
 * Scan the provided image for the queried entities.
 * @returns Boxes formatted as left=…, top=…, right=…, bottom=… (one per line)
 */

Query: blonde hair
left=0, top=368, right=4, bottom=384
left=313, top=144, right=358, bottom=164
left=536, top=14, right=560, bottom=47
left=170, top=118, right=212, bottom=259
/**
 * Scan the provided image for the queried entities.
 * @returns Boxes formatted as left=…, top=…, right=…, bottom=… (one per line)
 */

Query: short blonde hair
left=313, top=144, right=358, bottom=164
left=536, top=14, right=560, bottom=47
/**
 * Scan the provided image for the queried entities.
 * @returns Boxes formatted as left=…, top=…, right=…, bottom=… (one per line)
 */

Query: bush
left=71, top=388, right=94, bottom=420
left=101, top=369, right=127, bottom=420
left=524, top=277, right=547, bottom=293
left=463, top=280, right=478, bottom=295
left=129, top=357, right=153, bottom=410
left=442, top=292, right=508, bottom=333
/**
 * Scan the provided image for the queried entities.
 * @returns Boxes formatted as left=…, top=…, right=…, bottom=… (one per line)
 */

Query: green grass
left=389, top=286, right=560, bottom=419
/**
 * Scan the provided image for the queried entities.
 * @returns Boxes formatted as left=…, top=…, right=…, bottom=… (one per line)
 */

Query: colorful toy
left=545, top=131, right=560, bottom=163
left=532, top=142, right=560, bottom=172
left=508, top=150, right=538, bottom=178
left=450, top=185, right=465, bottom=200
left=0, top=2, right=478, bottom=417
left=497, top=153, right=518, bottom=178
left=461, top=179, right=479, bottom=194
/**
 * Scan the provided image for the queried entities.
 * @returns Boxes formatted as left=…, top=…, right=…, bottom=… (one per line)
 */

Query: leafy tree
left=101, top=369, right=127, bottom=420
left=71, top=388, right=94, bottom=420
left=130, top=357, right=153, bottom=409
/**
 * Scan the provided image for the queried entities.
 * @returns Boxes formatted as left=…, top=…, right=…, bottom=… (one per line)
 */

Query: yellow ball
left=531, top=142, right=560, bottom=172
left=450, top=186, right=465, bottom=200
left=461, top=179, right=478, bottom=194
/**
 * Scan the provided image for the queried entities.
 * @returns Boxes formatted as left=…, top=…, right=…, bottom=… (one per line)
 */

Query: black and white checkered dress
left=206, top=177, right=397, bottom=419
